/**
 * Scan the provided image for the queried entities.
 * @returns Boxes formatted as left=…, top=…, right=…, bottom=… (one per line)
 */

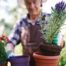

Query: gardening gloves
left=5, top=43, right=15, bottom=58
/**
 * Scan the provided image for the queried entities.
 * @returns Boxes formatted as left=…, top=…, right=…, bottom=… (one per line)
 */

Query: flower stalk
left=41, top=1, right=66, bottom=45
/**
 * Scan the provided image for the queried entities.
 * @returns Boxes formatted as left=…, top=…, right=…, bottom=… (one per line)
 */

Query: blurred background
left=0, top=0, right=66, bottom=66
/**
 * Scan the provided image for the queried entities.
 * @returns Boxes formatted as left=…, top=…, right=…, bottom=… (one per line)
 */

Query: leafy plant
left=41, top=1, right=66, bottom=45
left=59, top=45, right=66, bottom=66
left=0, top=35, right=9, bottom=64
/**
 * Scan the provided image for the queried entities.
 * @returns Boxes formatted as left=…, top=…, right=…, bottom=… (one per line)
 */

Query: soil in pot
left=39, top=42, right=62, bottom=56
left=0, top=62, right=7, bottom=66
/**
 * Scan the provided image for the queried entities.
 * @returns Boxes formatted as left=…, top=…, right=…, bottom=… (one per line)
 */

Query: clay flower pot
left=8, top=55, right=30, bottom=66
left=33, top=52, right=60, bottom=66
left=0, top=62, right=7, bottom=66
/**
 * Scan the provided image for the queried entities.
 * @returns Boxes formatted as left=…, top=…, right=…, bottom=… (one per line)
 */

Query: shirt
left=8, top=13, right=50, bottom=46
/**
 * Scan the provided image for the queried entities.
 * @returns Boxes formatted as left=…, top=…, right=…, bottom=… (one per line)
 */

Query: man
left=6, top=0, right=64, bottom=66
left=6, top=0, right=44, bottom=66
left=6, top=0, right=43, bottom=55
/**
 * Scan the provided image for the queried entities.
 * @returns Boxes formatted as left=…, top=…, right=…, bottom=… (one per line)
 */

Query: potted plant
left=33, top=1, right=66, bottom=66
left=0, top=35, right=9, bottom=66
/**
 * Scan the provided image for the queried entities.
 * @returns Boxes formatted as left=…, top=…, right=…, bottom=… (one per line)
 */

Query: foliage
left=0, top=0, right=24, bottom=35
left=41, top=1, right=66, bottom=45
left=59, top=45, right=66, bottom=66
left=0, top=35, right=9, bottom=64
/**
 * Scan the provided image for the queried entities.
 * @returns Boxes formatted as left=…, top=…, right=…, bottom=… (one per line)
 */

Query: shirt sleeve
left=8, top=20, right=21, bottom=46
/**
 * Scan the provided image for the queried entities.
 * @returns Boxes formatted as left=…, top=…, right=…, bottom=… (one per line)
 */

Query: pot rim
left=33, top=52, right=60, bottom=59
left=8, top=55, right=30, bottom=61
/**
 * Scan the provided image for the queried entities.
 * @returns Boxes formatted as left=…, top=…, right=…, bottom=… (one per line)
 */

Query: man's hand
left=58, top=34, right=65, bottom=48
left=5, top=43, right=14, bottom=58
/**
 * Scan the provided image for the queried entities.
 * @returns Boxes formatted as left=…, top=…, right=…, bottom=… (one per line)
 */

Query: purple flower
left=55, top=1, right=66, bottom=12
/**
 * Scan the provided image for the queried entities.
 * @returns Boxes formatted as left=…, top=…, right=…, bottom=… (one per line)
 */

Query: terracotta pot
left=8, top=55, right=30, bottom=66
left=0, top=62, right=7, bottom=66
left=33, top=52, right=60, bottom=66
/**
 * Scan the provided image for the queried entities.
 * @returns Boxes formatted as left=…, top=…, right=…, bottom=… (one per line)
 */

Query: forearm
left=5, top=43, right=14, bottom=58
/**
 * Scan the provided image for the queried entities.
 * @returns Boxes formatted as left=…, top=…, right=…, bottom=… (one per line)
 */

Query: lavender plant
left=41, top=1, right=66, bottom=45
